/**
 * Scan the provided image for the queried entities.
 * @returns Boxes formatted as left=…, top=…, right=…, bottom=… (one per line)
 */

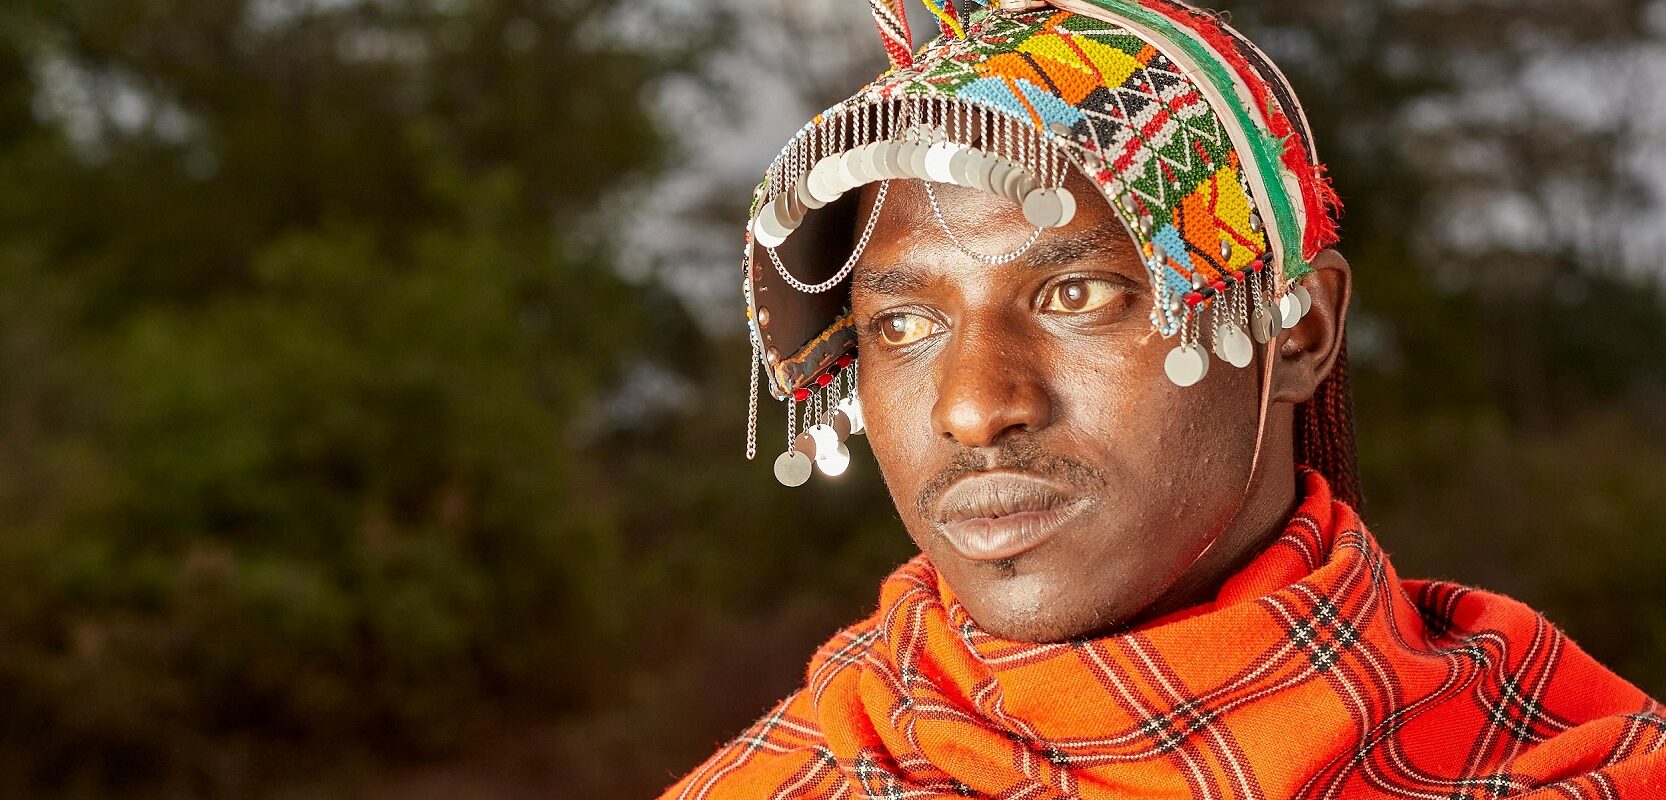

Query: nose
left=930, top=320, right=1054, bottom=448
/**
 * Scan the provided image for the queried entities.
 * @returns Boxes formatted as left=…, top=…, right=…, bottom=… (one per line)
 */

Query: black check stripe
left=1450, top=770, right=1525, bottom=799
left=1283, top=596, right=1362, bottom=673
left=1484, top=677, right=1552, bottom=743
left=1135, top=698, right=1222, bottom=755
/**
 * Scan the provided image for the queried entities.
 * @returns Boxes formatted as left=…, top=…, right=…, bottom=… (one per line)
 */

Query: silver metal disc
left=834, top=149, right=861, bottom=191
left=793, top=432, right=817, bottom=458
left=969, top=151, right=999, bottom=194
left=972, top=151, right=999, bottom=193
left=846, top=144, right=874, bottom=184
left=752, top=205, right=788, bottom=248
left=1022, top=187, right=1066, bottom=229
left=1011, top=172, right=1038, bottom=204
left=893, top=142, right=918, bottom=179
left=772, top=192, right=801, bottom=230
left=985, top=159, right=1014, bottom=200
left=840, top=152, right=867, bottom=193
left=948, top=147, right=980, bottom=187
left=1164, top=343, right=1210, bottom=387
left=836, top=397, right=865, bottom=436
left=886, top=141, right=912, bottom=179
left=756, top=201, right=793, bottom=243
left=774, top=450, right=813, bottom=487
left=875, top=141, right=898, bottom=180
left=1251, top=305, right=1275, bottom=344
left=959, top=150, right=985, bottom=192
left=807, top=423, right=839, bottom=458
left=1217, top=323, right=1254, bottom=368
left=796, top=171, right=828, bottom=210
left=866, top=143, right=892, bottom=182
left=909, top=141, right=931, bottom=178
left=1001, top=166, right=1027, bottom=204
left=864, top=142, right=891, bottom=181
left=786, top=186, right=808, bottom=224
left=831, top=409, right=852, bottom=441
left=1054, top=187, right=1077, bottom=228
left=985, top=157, right=1015, bottom=197
left=1279, top=292, right=1302, bottom=329
left=881, top=141, right=908, bottom=180
left=1294, top=284, right=1313, bottom=316
left=809, top=157, right=843, bottom=204
left=925, top=142, right=958, bottom=183
left=815, top=443, right=851, bottom=477
left=869, top=142, right=894, bottom=181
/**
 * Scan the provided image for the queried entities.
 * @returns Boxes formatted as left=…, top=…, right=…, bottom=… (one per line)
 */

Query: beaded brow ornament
left=744, top=0, right=1342, bottom=487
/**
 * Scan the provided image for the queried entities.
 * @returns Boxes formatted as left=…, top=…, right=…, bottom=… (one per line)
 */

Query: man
left=667, top=1, right=1666, bottom=796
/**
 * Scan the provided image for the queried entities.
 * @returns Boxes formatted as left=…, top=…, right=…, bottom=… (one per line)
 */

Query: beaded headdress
left=744, top=0, right=1343, bottom=487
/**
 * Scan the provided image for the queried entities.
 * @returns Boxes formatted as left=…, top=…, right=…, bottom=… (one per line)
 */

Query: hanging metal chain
left=921, top=181, right=1043, bottom=265
left=745, top=346, right=760, bottom=461
left=766, top=180, right=891, bottom=293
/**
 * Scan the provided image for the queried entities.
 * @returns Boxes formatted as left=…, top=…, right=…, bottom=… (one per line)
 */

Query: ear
left=1272, top=248, right=1351, bottom=404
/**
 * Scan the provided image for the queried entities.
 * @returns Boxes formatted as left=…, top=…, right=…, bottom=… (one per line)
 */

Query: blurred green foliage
left=0, top=0, right=718, bottom=794
left=0, top=0, right=1662, bottom=797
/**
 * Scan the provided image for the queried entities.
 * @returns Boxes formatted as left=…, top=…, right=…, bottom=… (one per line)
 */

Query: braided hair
left=1294, top=335, right=1362, bottom=508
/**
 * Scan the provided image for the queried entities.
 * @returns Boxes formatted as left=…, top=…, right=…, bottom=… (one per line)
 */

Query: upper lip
left=935, top=472, right=1075, bottom=524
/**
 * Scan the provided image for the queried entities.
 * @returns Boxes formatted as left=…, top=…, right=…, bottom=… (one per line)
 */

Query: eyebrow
left=854, top=220, right=1140, bottom=297
left=855, top=267, right=928, bottom=296
left=1022, top=221, right=1133, bottom=268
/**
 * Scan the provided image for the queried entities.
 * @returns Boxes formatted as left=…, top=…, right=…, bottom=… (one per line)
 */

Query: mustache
left=914, top=437, right=1110, bottom=520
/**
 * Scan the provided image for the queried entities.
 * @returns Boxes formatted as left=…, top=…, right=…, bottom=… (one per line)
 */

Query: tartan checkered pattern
left=663, top=471, right=1666, bottom=799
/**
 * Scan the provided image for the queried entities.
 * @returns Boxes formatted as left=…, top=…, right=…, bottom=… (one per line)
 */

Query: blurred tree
left=0, top=0, right=717, bottom=795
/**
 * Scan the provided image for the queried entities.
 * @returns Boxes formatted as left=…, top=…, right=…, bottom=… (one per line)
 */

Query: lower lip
left=939, top=501, right=1087, bottom=562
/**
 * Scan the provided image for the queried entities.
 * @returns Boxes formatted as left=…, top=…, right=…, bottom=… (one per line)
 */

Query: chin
left=951, top=572, right=1144, bottom=643
left=973, top=614, right=1086, bottom=644
left=925, top=521, right=1166, bottom=643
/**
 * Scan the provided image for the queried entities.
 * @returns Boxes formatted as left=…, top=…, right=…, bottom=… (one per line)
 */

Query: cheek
left=1056, top=332, right=1263, bottom=513
left=1054, top=335, right=1167, bottom=468
left=859, top=366, right=938, bottom=463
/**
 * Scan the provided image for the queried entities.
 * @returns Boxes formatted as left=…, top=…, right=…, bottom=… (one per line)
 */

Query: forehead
left=851, top=173, right=1145, bottom=294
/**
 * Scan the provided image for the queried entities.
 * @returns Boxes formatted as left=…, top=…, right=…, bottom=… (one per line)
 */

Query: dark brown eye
left=876, top=313, right=937, bottom=346
left=1043, top=279, right=1120, bottom=314
left=1061, top=281, right=1089, bottom=310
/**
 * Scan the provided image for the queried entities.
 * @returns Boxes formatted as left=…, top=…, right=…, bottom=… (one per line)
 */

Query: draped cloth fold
left=664, top=471, right=1666, bottom=798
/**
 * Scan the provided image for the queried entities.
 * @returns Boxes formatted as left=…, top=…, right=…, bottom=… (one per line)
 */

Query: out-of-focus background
left=1, top=0, right=1663, bottom=796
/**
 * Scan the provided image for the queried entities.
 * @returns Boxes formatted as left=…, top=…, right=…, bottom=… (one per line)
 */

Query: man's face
left=851, top=172, right=1270, bottom=643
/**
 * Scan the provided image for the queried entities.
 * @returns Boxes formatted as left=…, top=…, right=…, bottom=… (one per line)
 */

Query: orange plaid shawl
left=664, top=471, right=1666, bottom=798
